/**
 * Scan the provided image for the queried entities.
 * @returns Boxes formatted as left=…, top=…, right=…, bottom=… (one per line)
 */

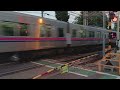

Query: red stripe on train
left=0, top=37, right=104, bottom=41
left=0, top=37, right=66, bottom=40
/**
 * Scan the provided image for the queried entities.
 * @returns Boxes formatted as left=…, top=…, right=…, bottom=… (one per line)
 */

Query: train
left=0, top=11, right=117, bottom=62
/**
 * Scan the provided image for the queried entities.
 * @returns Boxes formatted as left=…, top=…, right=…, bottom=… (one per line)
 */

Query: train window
left=0, top=21, right=29, bottom=36
left=89, top=31, right=95, bottom=37
left=105, top=34, right=106, bottom=38
left=72, top=29, right=77, bottom=37
left=86, top=31, right=89, bottom=37
left=40, top=26, right=46, bottom=37
left=40, top=25, right=52, bottom=37
left=1, top=22, right=14, bottom=36
left=96, top=32, right=101, bottom=38
left=105, top=33, right=108, bottom=38
left=2, top=25, right=14, bottom=36
left=58, top=28, right=64, bottom=37
left=79, top=26, right=86, bottom=38
left=46, top=28, right=51, bottom=37
left=18, top=23, right=29, bottom=36
left=79, top=30, right=86, bottom=38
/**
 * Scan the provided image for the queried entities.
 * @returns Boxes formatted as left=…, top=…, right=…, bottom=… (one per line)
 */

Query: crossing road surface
left=32, top=60, right=120, bottom=79
left=0, top=60, right=120, bottom=79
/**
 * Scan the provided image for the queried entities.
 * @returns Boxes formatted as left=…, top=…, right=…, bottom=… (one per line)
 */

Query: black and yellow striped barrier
left=33, top=64, right=69, bottom=79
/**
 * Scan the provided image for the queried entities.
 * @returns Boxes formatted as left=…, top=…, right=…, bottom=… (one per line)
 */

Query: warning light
left=112, top=16, right=118, bottom=22
left=112, top=33, right=117, bottom=38
left=109, top=32, right=116, bottom=39
left=38, top=18, right=43, bottom=24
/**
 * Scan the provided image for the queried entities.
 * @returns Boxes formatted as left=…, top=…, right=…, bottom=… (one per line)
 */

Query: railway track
left=44, top=51, right=102, bottom=62
left=0, top=50, right=101, bottom=77
left=0, top=47, right=115, bottom=78
left=0, top=51, right=101, bottom=78
left=39, top=51, right=103, bottom=71
left=31, top=51, right=103, bottom=79
left=0, top=62, right=44, bottom=77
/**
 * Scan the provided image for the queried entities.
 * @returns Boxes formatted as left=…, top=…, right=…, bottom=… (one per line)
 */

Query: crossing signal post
left=108, top=11, right=117, bottom=50
left=98, top=11, right=116, bottom=72
left=108, top=12, right=113, bottom=50
left=109, top=11, right=120, bottom=51
left=109, top=32, right=117, bottom=39
left=102, top=11, right=105, bottom=57
left=117, top=11, right=120, bottom=51
left=98, top=11, right=120, bottom=74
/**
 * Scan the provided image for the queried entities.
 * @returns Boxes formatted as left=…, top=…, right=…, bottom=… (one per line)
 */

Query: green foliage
left=74, top=11, right=83, bottom=25
left=74, top=11, right=108, bottom=28
left=55, top=11, right=69, bottom=22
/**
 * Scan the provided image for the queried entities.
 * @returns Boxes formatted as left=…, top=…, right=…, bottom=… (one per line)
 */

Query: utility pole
left=117, top=11, right=120, bottom=50
left=102, top=11, right=105, bottom=57
left=86, top=11, right=88, bottom=25
left=83, top=11, right=87, bottom=25
left=41, top=11, right=44, bottom=18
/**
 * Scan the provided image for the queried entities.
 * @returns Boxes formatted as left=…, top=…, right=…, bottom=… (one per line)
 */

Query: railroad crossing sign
left=60, top=64, right=69, bottom=74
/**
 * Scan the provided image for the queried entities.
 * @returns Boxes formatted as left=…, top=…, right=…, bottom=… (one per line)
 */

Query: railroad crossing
left=0, top=11, right=120, bottom=79
left=31, top=60, right=120, bottom=79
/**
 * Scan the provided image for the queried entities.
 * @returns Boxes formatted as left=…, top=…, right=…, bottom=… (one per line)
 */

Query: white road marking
left=31, top=61, right=88, bottom=77
left=31, top=61, right=44, bottom=66
left=69, top=72, right=88, bottom=77
left=32, top=60, right=120, bottom=79
left=74, top=66, right=120, bottom=78
left=31, top=61, right=55, bottom=69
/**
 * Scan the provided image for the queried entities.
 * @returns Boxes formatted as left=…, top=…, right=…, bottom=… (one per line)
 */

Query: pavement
left=32, top=60, right=120, bottom=79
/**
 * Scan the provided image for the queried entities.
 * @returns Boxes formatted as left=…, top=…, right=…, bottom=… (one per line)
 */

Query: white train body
left=0, top=11, right=117, bottom=54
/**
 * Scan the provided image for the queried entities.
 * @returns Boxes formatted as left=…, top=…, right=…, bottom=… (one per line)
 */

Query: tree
left=74, top=11, right=84, bottom=25
left=55, top=11, right=69, bottom=22
left=74, top=11, right=108, bottom=29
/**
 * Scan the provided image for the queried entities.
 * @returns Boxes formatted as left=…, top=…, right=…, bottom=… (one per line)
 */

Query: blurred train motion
left=0, top=11, right=117, bottom=61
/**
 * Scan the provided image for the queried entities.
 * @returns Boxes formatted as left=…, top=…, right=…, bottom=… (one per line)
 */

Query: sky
left=15, top=11, right=119, bottom=29
left=16, top=11, right=80, bottom=23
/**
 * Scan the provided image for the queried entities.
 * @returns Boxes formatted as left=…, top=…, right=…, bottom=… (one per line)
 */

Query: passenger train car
left=0, top=11, right=117, bottom=61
